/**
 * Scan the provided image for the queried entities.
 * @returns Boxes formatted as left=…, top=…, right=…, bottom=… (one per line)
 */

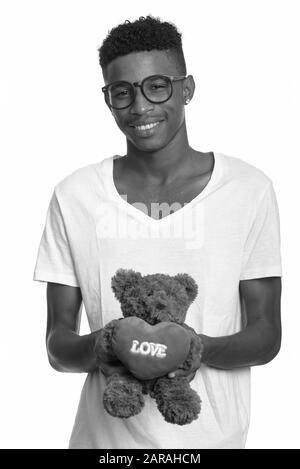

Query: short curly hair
left=98, top=15, right=187, bottom=77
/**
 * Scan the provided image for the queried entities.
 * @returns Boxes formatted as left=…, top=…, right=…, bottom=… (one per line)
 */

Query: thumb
left=168, top=369, right=188, bottom=379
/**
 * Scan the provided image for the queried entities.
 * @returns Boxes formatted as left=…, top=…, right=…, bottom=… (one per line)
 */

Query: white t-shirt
left=33, top=151, right=282, bottom=449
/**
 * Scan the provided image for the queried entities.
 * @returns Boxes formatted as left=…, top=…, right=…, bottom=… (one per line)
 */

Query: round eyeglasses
left=101, top=74, right=187, bottom=110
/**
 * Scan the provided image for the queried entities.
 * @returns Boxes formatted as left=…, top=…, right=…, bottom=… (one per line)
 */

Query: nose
left=129, top=86, right=154, bottom=114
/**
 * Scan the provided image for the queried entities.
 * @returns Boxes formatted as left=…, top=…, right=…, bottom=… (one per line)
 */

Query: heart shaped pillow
left=111, top=316, right=191, bottom=380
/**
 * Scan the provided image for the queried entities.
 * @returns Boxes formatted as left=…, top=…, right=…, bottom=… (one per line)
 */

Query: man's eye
left=115, top=90, right=129, bottom=96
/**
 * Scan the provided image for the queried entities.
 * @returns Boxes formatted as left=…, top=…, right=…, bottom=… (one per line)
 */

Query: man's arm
left=46, top=282, right=128, bottom=376
left=199, top=277, right=282, bottom=369
left=46, top=282, right=101, bottom=373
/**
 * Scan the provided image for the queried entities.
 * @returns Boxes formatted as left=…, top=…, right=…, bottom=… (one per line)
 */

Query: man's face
left=103, top=50, right=193, bottom=152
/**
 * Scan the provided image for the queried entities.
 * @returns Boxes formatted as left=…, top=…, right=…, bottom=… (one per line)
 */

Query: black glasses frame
left=101, top=74, right=187, bottom=110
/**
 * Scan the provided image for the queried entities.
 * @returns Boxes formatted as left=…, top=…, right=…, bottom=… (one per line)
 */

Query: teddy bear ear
left=174, top=273, right=198, bottom=303
left=111, top=268, right=143, bottom=301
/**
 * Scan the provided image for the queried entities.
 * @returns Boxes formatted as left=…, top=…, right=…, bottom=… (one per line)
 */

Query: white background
left=0, top=0, right=299, bottom=449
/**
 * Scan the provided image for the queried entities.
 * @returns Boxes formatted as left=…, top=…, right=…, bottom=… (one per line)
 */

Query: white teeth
left=134, top=121, right=160, bottom=130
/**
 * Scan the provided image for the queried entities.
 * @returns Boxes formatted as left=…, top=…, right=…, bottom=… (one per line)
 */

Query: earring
left=185, top=98, right=190, bottom=104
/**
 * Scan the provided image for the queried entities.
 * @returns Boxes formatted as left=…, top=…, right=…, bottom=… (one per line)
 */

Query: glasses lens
left=107, top=82, right=133, bottom=109
left=106, top=76, right=172, bottom=109
left=143, top=76, right=172, bottom=102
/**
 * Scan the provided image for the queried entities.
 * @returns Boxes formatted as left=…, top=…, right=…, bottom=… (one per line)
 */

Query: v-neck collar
left=102, top=151, right=223, bottom=227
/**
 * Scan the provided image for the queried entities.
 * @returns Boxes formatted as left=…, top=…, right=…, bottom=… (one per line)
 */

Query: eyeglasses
left=101, top=74, right=187, bottom=110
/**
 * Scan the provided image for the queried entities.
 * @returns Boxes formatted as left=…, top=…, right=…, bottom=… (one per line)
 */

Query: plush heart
left=111, top=316, right=191, bottom=380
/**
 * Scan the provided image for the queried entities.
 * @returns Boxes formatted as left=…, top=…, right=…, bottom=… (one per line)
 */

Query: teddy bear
left=95, top=268, right=204, bottom=426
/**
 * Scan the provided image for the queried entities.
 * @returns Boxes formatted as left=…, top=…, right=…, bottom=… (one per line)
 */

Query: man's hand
left=167, top=356, right=201, bottom=381
left=93, top=326, right=129, bottom=378
left=168, top=331, right=204, bottom=380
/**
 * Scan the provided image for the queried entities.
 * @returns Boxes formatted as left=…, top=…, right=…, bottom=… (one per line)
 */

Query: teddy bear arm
left=179, top=323, right=204, bottom=371
left=97, top=319, right=123, bottom=363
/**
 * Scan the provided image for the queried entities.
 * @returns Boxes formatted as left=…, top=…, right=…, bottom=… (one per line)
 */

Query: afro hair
left=98, top=15, right=187, bottom=76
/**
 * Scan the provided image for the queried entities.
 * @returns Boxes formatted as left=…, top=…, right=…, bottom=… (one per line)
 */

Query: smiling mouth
left=132, top=121, right=160, bottom=130
left=129, top=121, right=164, bottom=135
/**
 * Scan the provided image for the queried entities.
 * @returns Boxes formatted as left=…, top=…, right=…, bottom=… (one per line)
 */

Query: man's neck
left=125, top=123, right=197, bottom=185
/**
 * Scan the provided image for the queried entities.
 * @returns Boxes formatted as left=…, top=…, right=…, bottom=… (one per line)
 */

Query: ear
left=111, top=268, right=143, bottom=301
left=174, top=273, right=198, bottom=303
left=182, top=75, right=195, bottom=105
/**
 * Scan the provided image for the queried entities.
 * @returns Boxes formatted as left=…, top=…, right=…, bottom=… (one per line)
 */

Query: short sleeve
left=33, top=189, right=80, bottom=287
left=240, top=181, right=282, bottom=280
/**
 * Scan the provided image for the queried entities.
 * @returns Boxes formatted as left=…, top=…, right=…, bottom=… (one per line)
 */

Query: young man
left=33, top=15, right=282, bottom=449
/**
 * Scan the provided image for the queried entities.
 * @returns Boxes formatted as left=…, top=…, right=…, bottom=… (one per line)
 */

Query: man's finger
left=168, top=370, right=188, bottom=379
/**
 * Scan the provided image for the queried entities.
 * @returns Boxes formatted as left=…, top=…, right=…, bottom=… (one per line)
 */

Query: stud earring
left=185, top=98, right=190, bottom=104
